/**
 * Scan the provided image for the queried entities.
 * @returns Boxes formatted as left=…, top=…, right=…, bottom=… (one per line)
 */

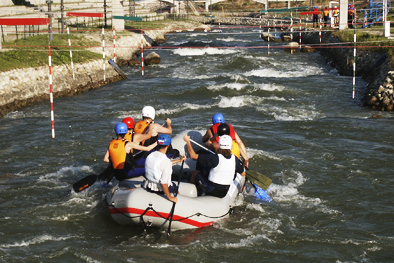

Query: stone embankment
left=293, top=29, right=394, bottom=111
left=0, top=22, right=210, bottom=117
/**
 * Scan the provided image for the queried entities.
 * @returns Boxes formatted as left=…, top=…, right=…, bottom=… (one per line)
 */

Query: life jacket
left=348, top=8, right=353, bottom=16
left=134, top=120, right=151, bottom=134
left=109, top=139, right=127, bottom=170
left=324, top=10, right=329, bottom=16
left=124, top=131, right=134, bottom=153
left=208, top=154, right=236, bottom=186
left=232, top=141, right=241, bottom=158
left=334, top=9, right=339, bottom=15
left=210, top=123, right=236, bottom=143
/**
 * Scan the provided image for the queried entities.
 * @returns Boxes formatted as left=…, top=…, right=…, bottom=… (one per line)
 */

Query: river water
left=1, top=26, right=393, bottom=262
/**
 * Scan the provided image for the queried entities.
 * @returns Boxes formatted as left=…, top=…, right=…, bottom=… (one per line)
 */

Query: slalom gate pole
left=352, top=27, right=356, bottom=99
left=141, top=29, right=144, bottom=76
left=113, top=26, right=116, bottom=63
left=259, top=15, right=261, bottom=34
left=290, top=11, right=293, bottom=41
left=48, top=45, right=55, bottom=138
left=267, top=20, right=270, bottom=56
left=102, top=27, right=106, bottom=82
left=299, top=16, right=302, bottom=49
left=319, top=20, right=322, bottom=45
left=66, top=26, right=75, bottom=79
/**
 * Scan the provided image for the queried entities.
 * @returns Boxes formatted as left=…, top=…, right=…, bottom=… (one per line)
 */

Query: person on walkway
left=323, top=7, right=330, bottom=27
left=103, top=122, right=157, bottom=181
left=144, top=134, right=186, bottom=203
left=333, top=6, right=339, bottom=26
left=348, top=4, right=356, bottom=28
left=312, top=6, right=320, bottom=27
left=184, top=134, right=245, bottom=198
left=202, top=113, right=249, bottom=169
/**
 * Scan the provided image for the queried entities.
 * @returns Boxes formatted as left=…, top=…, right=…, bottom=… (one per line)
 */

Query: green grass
left=0, top=34, right=102, bottom=72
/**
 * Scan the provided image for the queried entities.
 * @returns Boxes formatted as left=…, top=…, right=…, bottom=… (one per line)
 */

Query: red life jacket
left=210, top=123, right=236, bottom=143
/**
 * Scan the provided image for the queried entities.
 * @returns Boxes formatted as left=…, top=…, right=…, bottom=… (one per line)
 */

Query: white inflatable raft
left=106, top=172, right=246, bottom=230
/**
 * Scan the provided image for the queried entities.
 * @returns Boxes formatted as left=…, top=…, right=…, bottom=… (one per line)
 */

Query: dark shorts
left=195, top=174, right=230, bottom=198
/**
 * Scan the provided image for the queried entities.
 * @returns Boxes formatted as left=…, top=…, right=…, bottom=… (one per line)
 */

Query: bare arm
left=183, top=135, right=199, bottom=160
left=133, top=125, right=153, bottom=144
left=162, top=183, right=177, bottom=203
left=202, top=128, right=213, bottom=143
left=126, top=141, right=158, bottom=153
left=234, top=132, right=249, bottom=168
left=103, top=149, right=110, bottom=162
left=171, top=155, right=186, bottom=164
left=151, top=118, right=172, bottom=136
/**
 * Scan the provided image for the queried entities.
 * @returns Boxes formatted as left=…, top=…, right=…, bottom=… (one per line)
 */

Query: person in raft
left=202, top=113, right=249, bottom=169
left=122, top=116, right=154, bottom=146
left=134, top=106, right=172, bottom=147
left=184, top=134, right=245, bottom=198
left=144, top=134, right=186, bottom=203
left=103, top=122, right=157, bottom=181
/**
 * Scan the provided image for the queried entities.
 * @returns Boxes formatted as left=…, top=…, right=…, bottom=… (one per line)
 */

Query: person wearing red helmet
left=103, top=122, right=157, bottom=181
left=122, top=117, right=153, bottom=148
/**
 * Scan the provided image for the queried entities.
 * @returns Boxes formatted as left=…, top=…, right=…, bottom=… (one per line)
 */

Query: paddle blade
left=246, top=170, right=272, bottom=190
left=254, top=184, right=272, bottom=202
left=72, top=174, right=98, bottom=193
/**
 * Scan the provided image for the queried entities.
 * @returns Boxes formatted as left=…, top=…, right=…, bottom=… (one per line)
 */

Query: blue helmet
left=157, top=134, right=171, bottom=146
left=212, top=113, right=225, bottom=124
left=115, top=122, right=128, bottom=135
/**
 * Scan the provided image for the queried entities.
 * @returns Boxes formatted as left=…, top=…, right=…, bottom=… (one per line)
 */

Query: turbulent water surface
left=1, top=26, right=393, bottom=263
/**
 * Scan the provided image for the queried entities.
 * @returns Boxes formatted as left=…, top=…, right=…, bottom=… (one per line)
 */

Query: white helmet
left=219, top=135, right=232, bottom=150
left=142, top=106, right=155, bottom=120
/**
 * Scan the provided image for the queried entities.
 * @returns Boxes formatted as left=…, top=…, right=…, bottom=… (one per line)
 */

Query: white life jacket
left=144, top=152, right=168, bottom=191
left=208, top=154, right=236, bottom=186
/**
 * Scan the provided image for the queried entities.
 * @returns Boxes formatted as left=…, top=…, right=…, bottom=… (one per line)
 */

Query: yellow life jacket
left=324, top=10, right=329, bottom=16
left=109, top=139, right=127, bottom=170
left=334, top=9, right=338, bottom=15
left=232, top=141, right=241, bottom=159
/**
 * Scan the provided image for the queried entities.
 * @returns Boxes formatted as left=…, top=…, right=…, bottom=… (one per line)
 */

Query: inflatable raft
left=106, top=172, right=246, bottom=230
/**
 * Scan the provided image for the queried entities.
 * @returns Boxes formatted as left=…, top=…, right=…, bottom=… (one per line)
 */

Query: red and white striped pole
left=319, top=20, right=322, bottom=45
left=299, top=16, right=302, bottom=49
left=267, top=20, right=270, bottom=56
left=141, top=29, right=144, bottom=76
left=113, top=26, right=116, bottom=63
left=67, top=26, right=75, bottom=79
left=102, top=27, right=106, bottom=81
left=48, top=45, right=55, bottom=138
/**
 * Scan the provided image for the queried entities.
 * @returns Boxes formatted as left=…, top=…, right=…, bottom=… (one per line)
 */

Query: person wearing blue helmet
left=104, top=122, right=158, bottom=181
left=144, top=134, right=186, bottom=203
left=202, top=113, right=249, bottom=169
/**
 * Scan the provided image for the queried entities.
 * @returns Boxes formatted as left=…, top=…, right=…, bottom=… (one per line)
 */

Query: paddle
left=189, top=139, right=272, bottom=190
left=73, top=164, right=114, bottom=193
left=166, top=160, right=184, bottom=239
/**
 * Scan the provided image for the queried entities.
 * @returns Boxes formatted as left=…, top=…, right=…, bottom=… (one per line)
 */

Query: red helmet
left=122, top=117, right=135, bottom=129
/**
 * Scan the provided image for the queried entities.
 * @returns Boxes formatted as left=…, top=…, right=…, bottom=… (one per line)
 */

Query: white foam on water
left=172, top=47, right=239, bottom=56
left=207, top=82, right=247, bottom=91
left=38, top=166, right=92, bottom=183
left=245, top=64, right=324, bottom=78
left=216, top=95, right=286, bottom=109
left=246, top=148, right=283, bottom=161
left=256, top=104, right=324, bottom=121
left=0, top=234, right=72, bottom=248
left=217, top=37, right=239, bottom=42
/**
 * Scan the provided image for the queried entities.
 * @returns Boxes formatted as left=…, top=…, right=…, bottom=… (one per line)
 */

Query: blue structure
left=363, top=0, right=391, bottom=27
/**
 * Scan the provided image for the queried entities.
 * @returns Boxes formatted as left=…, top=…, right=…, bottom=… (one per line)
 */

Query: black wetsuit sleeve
left=197, top=154, right=219, bottom=168
left=235, top=157, right=244, bottom=174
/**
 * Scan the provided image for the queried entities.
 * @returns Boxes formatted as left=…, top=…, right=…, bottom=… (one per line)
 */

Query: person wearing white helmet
left=333, top=6, right=339, bottom=26
left=183, top=134, right=245, bottom=198
left=134, top=106, right=172, bottom=147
